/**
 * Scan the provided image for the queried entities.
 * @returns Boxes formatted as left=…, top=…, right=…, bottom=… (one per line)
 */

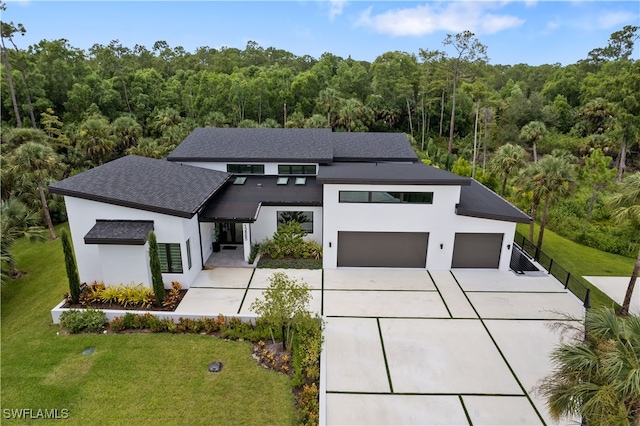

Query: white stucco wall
left=98, top=244, right=151, bottom=286
left=199, top=221, right=215, bottom=265
left=251, top=205, right=323, bottom=245
left=64, top=196, right=203, bottom=288
left=175, top=161, right=318, bottom=176
left=321, top=184, right=516, bottom=270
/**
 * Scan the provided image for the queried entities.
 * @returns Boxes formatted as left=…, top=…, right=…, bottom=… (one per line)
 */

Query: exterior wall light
left=440, top=244, right=443, bottom=249
left=507, top=244, right=511, bottom=250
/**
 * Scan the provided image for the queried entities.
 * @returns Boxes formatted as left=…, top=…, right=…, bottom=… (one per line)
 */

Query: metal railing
left=514, top=232, right=591, bottom=309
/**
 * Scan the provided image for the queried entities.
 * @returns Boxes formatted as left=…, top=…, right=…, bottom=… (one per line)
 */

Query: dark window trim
left=227, top=164, right=265, bottom=174
left=278, top=164, right=317, bottom=175
left=186, top=238, right=192, bottom=270
left=277, top=210, right=314, bottom=234
left=158, top=243, right=183, bottom=274
left=339, top=191, right=434, bottom=204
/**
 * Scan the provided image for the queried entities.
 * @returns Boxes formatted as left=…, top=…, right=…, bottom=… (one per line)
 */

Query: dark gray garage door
left=337, top=232, right=429, bottom=267
left=452, top=233, right=503, bottom=268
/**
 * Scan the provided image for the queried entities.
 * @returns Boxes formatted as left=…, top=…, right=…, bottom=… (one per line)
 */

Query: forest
left=1, top=5, right=639, bottom=284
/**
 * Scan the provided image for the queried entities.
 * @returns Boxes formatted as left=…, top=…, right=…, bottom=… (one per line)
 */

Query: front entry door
left=217, top=223, right=243, bottom=244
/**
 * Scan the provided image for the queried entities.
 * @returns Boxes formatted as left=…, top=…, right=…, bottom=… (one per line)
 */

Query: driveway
left=322, top=269, right=584, bottom=426
left=178, top=267, right=585, bottom=425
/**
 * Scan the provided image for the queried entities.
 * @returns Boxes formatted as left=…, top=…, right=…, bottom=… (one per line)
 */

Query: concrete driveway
left=323, top=268, right=584, bottom=426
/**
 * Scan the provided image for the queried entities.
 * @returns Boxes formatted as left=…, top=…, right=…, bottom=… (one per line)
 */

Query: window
left=278, top=164, right=316, bottom=175
left=295, top=177, right=307, bottom=186
left=339, top=191, right=433, bottom=204
left=186, top=239, right=192, bottom=270
left=227, top=164, right=265, bottom=174
left=277, top=211, right=313, bottom=233
left=233, top=177, right=247, bottom=185
left=157, top=243, right=183, bottom=273
left=276, top=177, right=289, bottom=185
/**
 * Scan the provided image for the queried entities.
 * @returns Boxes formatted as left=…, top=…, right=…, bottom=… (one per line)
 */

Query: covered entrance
left=337, top=231, right=429, bottom=268
left=217, top=222, right=243, bottom=245
left=451, top=233, right=503, bottom=268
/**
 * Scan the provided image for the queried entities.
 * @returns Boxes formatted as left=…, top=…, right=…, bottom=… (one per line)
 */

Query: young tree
left=250, top=272, right=311, bottom=350
left=147, top=231, right=165, bottom=305
left=61, top=229, right=81, bottom=303
left=489, top=143, right=527, bottom=197
left=607, top=172, right=640, bottom=316
left=9, top=142, right=59, bottom=239
left=537, top=308, right=640, bottom=425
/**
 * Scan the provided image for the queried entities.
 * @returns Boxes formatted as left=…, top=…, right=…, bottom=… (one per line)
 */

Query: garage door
left=337, top=232, right=429, bottom=267
left=452, top=233, right=503, bottom=268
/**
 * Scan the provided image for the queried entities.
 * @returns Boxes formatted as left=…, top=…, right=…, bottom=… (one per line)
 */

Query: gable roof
left=49, top=155, right=230, bottom=218
left=456, top=179, right=531, bottom=223
left=331, top=132, right=418, bottom=162
left=166, top=128, right=335, bottom=163
left=316, top=163, right=470, bottom=185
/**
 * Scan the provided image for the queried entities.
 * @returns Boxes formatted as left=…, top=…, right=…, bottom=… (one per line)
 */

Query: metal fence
left=513, top=232, right=591, bottom=309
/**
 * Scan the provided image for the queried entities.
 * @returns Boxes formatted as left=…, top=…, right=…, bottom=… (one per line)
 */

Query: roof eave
left=84, top=238, right=147, bottom=245
left=316, top=178, right=470, bottom=185
left=455, top=207, right=532, bottom=224
left=48, top=186, right=196, bottom=219
left=167, top=156, right=333, bottom=163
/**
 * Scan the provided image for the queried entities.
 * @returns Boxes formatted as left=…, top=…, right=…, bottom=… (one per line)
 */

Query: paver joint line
left=428, top=270, right=453, bottom=318
left=458, top=395, right=473, bottom=426
left=237, top=268, right=256, bottom=314
left=376, top=317, right=394, bottom=394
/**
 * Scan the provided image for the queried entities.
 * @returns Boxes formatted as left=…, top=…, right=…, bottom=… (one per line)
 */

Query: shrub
left=100, top=286, right=120, bottom=306
left=248, top=243, right=260, bottom=264
left=298, top=383, right=320, bottom=426
left=59, top=309, right=107, bottom=333
left=162, top=281, right=182, bottom=310
left=177, top=317, right=204, bottom=333
left=110, top=316, right=126, bottom=332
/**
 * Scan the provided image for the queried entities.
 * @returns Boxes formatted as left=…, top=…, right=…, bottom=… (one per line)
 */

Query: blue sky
left=4, top=1, right=639, bottom=66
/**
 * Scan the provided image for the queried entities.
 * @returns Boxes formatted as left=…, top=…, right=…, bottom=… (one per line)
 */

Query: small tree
left=250, top=272, right=311, bottom=350
left=147, top=231, right=165, bottom=305
left=61, top=230, right=81, bottom=303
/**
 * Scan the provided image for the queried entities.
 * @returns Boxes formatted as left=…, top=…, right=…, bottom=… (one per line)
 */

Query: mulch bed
left=61, top=290, right=188, bottom=312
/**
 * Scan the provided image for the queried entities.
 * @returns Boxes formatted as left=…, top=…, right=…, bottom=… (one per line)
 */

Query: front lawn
left=1, top=224, right=296, bottom=425
left=516, top=223, right=636, bottom=310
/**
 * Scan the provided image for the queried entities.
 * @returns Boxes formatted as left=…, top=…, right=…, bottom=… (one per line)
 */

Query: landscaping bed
left=257, top=255, right=323, bottom=269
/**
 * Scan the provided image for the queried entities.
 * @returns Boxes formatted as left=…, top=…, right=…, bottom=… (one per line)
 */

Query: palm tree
left=77, top=115, right=115, bottom=165
left=537, top=308, right=640, bottom=425
left=112, top=115, right=142, bottom=153
left=534, top=154, right=576, bottom=250
left=607, top=172, right=640, bottom=316
left=489, top=143, right=527, bottom=196
left=517, top=154, right=576, bottom=248
left=520, top=120, right=547, bottom=162
left=9, top=142, right=60, bottom=240
left=0, top=198, right=46, bottom=283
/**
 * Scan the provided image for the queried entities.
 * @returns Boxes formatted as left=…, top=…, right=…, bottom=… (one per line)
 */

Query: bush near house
left=260, top=222, right=323, bottom=260
left=64, top=281, right=185, bottom=311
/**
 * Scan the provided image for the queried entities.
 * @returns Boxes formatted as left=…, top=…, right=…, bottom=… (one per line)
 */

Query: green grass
left=517, top=223, right=636, bottom=310
left=1, top=224, right=296, bottom=425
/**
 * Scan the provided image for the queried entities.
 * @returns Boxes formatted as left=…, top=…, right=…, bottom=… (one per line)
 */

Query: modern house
left=49, top=128, right=530, bottom=288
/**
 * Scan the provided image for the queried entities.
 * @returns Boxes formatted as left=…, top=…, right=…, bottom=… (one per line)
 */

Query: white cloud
left=595, top=11, right=636, bottom=29
left=355, top=2, right=524, bottom=36
left=328, top=0, right=347, bottom=20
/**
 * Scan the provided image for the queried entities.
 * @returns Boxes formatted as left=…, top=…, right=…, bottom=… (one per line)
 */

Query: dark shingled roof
left=457, top=179, right=531, bottom=223
left=331, top=132, right=418, bottom=162
left=200, top=176, right=323, bottom=222
left=84, top=220, right=154, bottom=245
left=167, top=128, right=335, bottom=163
left=49, top=155, right=230, bottom=218
left=316, top=163, right=470, bottom=185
